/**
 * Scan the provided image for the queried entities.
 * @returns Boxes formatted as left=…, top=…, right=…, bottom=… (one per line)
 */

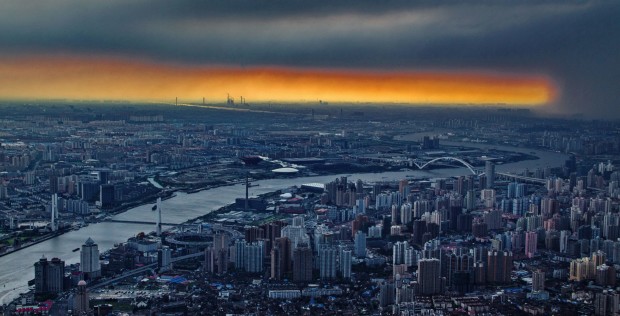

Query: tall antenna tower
left=156, top=197, right=162, bottom=236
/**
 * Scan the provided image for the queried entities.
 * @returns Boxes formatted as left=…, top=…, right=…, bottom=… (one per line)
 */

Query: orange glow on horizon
left=0, top=56, right=557, bottom=106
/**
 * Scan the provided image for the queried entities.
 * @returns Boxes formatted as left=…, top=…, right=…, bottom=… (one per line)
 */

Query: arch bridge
left=412, top=157, right=482, bottom=175
left=413, top=156, right=548, bottom=184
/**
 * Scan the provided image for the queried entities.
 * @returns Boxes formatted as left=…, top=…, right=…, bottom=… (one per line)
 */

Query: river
left=0, top=141, right=567, bottom=305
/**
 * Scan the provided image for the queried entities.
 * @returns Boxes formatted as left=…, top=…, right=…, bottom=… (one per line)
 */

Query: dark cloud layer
left=0, top=1, right=618, bottom=118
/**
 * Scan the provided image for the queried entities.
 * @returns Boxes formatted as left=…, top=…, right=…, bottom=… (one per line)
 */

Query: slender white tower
left=51, top=193, right=58, bottom=232
left=156, top=197, right=162, bottom=236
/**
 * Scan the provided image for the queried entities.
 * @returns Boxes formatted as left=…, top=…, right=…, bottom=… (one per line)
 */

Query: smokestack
left=176, top=97, right=178, bottom=106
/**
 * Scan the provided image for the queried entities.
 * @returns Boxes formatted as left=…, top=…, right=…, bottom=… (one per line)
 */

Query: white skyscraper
left=80, top=237, right=101, bottom=279
left=51, top=193, right=58, bottom=232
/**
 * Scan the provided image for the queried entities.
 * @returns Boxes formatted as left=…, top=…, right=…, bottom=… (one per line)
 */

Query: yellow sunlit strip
left=0, top=56, right=557, bottom=106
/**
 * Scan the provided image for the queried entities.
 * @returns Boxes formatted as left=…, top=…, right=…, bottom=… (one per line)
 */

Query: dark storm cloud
left=0, top=1, right=618, bottom=117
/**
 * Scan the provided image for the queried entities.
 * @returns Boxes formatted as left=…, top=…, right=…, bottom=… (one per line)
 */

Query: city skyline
left=0, top=103, right=618, bottom=314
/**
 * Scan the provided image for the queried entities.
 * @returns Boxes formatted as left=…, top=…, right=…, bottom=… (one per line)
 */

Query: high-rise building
left=98, top=170, right=110, bottom=185
left=0, top=184, right=7, bottom=200
left=261, top=220, right=286, bottom=251
left=319, top=247, right=337, bottom=280
left=270, top=237, right=291, bottom=280
left=485, top=161, right=495, bottom=188
left=457, top=213, right=473, bottom=233
left=473, top=261, right=486, bottom=285
left=340, top=249, right=352, bottom=279
left=592, top=250, right=606, bottom=268
left=34, top=256, right=65, bottom=294
left=398, top=179, right=409, bottom=195
left=418, top=258, right=442, bottom=295
left=211, top=233, right=230, bottom=274
left=455, top=176, right=465, bottom=195
left=393, top=241, right=408, bottom=265
left=244, top=241, right=265, bottom=273
left=391, top=204, right=399, bottom=225
left=234, top=240, right=246, bottom=270
left=481, top=189, right=496, bottom=209
left=245, top=226, right=265, bottom=243
left=293, top=243, right=313, bottom=282
left=532, top=270, right=545, bottom=292
left=74, top=280, right=90, bottom=314
left=281, top=225, right=310, bottom=252
left=80, top=181, right=99, bottom=202
left=465, top=190, right=476, bottom=211
left=80, top=237, right=101, bottom=280
left=354, top=231, right=366, bottom=258
left=516, top=183, right=526, bottom=198
left=525, top=231, right=538, bottom=258
left=351, top=214, right=368, bottom=237
left=157, top=246, right=172, bottom=272
left=570, top=257, right=594, bottom=281
left=483, top=209, right=502, bottom=230
left=217, top=249, right=228, bottom=274
left=373, top=183, right=382, bottom=200
left=486, top=250, right=513, bottom=284
left=379, top=282, right=395, bottom=307
left=507, top=182, right=517, bottom=199
left=595, top=290, right=619, bottom=316
left=99, top=184, right=115, bottom=208
left=400, top=203, right=413, bottom=225
left=393, top=263, right=408, bottom=278
left=596, top=264, right=617, bottom=287
left=204, top=247, right=215, bottom=273
left=404, top=247, right=416, bottom=267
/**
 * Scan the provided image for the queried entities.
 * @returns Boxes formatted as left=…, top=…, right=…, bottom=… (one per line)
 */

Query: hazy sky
left=0, top=1, right=617, bottom=117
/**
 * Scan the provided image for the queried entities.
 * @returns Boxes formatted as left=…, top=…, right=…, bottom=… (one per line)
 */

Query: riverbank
left=0, top=188, right=177, bottom=260
left=0, top=143, right=568, bottom=306
left=0, top=141, right=545, bottom=261
left=0, top=230, right=66, bottom=258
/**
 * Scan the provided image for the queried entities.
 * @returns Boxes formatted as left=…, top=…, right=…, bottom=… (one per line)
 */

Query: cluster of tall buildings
left=34, top=256, right=65, bottom=294
left=34, top=236, right=101, bottom=305
left=220, top=216, right=355, bottom=282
